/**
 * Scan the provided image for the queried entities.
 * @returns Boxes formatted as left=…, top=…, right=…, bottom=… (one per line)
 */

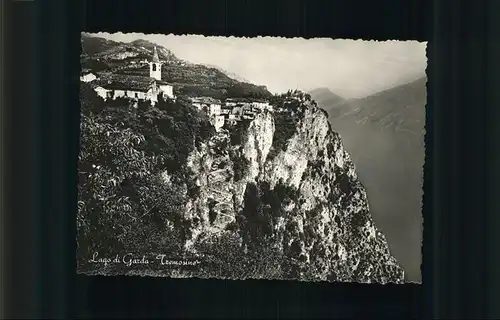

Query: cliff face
left=169, top=102, right=404, bottom=283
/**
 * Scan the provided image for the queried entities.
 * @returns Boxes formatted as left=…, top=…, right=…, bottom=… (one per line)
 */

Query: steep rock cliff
left=173, top=101, right=404, bottom=284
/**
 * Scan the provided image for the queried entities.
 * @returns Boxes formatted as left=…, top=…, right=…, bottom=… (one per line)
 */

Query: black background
left=3, top=0, right=500, bottom=318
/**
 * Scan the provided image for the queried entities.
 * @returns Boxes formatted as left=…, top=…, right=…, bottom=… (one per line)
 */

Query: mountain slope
left=308, top=88, right=345, bottom=109
left=183, top=101, right=404, bottom=283
left=80, top=33, right=272, bottom=100
left=81, top=32, right=121, bottom=56
left=334, top=77, right=426, bottom=135
left=326, top=77, right=426, bottom=282
left=77, top=87, right=404, bottom=283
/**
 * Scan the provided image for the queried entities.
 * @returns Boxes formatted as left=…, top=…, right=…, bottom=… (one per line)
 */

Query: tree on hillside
left=77, top=85, right=217, bottom=269
left=78, top=113, right=171, bottom=260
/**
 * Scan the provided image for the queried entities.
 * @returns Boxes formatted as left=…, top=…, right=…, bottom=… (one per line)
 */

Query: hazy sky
left=93, top=32, right=427, bottom=99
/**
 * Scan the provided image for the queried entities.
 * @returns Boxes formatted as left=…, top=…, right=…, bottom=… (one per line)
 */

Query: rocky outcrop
left=176, top=101, right=404, bottom=283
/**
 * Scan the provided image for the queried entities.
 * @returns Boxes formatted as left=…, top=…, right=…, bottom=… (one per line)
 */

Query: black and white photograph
left=77, top=32, right=426, bottom=284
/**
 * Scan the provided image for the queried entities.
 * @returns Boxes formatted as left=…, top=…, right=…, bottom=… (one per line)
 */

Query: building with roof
left=224, top=99, right=238, bottom=107
left=251, top=101, right=272, bottom=111
left=190, top=96, right=225, bottom=130
left=191, top=97, right=222, bottom=116
left=80, top=69, right=97, bottom=83
left=93, top=46, right=175, bottom=106
left=223, top=98, right=272, bottom=113
left=242, top=106, right=257, bottom=120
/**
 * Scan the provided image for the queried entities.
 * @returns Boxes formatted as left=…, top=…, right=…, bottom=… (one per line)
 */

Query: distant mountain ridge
left=80, top=33, right=271, bottom=100
left=81, top=33, right=179, bottom=62
left=81, top=33, right=120, bottom=56
left=201, top=63, right=251, bottom=83
left=308, top=88, right=345, bottom=108
left=332, top=77, right=427, bottom=136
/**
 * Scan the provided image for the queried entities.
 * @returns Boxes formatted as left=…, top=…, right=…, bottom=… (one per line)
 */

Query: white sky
left=92, top=32, right=427, bottom=99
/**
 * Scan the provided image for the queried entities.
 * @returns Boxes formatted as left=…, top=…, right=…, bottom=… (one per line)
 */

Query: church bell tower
left=149, top=46, right=163, bottom=81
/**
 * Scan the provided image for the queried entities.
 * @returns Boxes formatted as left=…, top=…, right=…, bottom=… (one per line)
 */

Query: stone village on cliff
left=80, top=46, right=277, bottom=132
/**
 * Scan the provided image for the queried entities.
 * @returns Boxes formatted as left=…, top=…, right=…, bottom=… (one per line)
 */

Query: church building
left=93, top=46, right=175, bottom=106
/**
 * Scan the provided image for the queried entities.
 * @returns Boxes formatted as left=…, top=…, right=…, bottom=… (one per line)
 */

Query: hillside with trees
left=77, top=82, right=215, bottom=271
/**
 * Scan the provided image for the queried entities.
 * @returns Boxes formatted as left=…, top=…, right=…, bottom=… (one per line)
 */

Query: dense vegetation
left=221, top=180, right=304, bottom=278
left=193, top=232, right=285, bottom=279
left=266, top=91, right=308, bottom=160
left=238, top=180, right=298, bottom=248
left=77, top=83, right=215, bottom=269
left=188, top=179, right=305, bottom=280
left=81, top=33, right=119, bottom=56
left=80, top=59, right=112, bottom=73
